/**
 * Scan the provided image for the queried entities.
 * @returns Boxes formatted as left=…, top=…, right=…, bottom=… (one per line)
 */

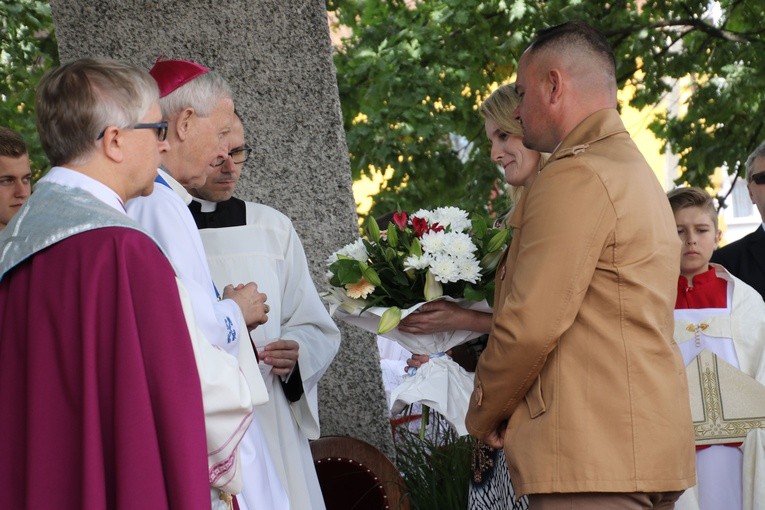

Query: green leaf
left=386, top=223, right=398, bottom=246
left=463, top=284, right=485, bottom=302
left=471, top=216, right=488, bottom=239
left=329, top=259, right=363, bottom=285
left=409, top=237, right=423, bottom=257
left=333, top=0, right=762, bottom=217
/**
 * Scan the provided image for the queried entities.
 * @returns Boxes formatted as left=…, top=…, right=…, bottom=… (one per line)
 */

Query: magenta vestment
left=0, top=227, right=211, bottom=509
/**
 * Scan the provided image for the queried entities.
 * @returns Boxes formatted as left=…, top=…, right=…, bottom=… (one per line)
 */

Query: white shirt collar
left=190, top=196, right=219, bottom=213
left=158, top=167, right=194, bottom=206
left=39, top=166, right=126, bottom=212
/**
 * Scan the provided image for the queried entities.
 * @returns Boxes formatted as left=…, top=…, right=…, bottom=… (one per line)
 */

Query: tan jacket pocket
left=524, top=375, right=546, bottom=418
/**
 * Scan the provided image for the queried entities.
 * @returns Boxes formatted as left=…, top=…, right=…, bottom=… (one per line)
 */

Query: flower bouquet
left=323, top=207, right=510, bottom=435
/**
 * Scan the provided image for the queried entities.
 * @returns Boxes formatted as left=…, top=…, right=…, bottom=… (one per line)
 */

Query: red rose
left=430, top=222, right=444, bottom=233
left=412, top=216, right=429, bottom=237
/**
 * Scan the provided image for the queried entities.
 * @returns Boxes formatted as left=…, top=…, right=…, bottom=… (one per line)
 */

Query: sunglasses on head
left=751, top=172, right=765, bottom=185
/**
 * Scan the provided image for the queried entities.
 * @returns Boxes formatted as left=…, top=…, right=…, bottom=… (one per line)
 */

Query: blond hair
left=667, top=186, right=718, bottom=230
left=479, top=83, right=523, bottom=137
left=480, top=83, right=546, bottom=217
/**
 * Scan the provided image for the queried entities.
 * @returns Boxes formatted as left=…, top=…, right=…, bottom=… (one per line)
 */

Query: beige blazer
left=466, top=109, right=696, bottom=495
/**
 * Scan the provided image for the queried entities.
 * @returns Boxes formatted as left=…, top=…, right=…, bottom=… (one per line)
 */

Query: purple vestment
left=0, top=227, right=211, bottom=509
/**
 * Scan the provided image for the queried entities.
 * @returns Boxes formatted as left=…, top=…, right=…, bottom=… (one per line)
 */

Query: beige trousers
left=529, top=491, right=685, bottom=510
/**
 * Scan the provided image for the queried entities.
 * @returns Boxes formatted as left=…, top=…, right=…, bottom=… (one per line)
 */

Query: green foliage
left=0, top=0, right=58, bottom=179
left=393, top=421, right=473, bottom=510
left=329, top=0, right=765, bottom=210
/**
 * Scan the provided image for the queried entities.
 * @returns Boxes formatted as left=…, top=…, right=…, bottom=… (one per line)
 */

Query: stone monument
left=49, top=0, right=394, bottom=458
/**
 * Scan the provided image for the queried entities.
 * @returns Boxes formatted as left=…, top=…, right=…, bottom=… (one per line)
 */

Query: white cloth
left=377, top=336, right=410, bottom=409
left=334, top=298, right=488, bottom=436
left=128, top=170, right=243, bottom=354
left=742, top=429, right=765, bottom=510
left=126, top=171, right=285, bottom=506
left=674, top=265, right=765, bottom=510
left=39, top=166, right=125, bottom=212
left=196, top=199, right=341, bottom=510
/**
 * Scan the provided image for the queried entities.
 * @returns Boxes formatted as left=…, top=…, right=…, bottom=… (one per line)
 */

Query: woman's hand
left=398, top=300, right=492, bottom=335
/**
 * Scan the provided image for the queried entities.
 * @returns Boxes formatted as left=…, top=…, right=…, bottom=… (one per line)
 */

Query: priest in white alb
left=188, top=112, right=341, bottom=510
left=126, top=58, right=288, bottom=510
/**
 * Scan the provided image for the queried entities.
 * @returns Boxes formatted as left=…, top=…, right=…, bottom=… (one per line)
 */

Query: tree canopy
left=329, top=0, right=765, bottom=218
left=0, top=0, right=58, bottom=178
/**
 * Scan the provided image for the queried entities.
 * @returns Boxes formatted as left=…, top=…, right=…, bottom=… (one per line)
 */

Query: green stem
left=419, top=404, right=430, bottom=440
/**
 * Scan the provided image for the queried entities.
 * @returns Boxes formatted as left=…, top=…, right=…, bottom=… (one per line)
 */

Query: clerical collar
left=191, top=196, right=219, bottom=213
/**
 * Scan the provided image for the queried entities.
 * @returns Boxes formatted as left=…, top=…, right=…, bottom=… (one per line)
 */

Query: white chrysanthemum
left=404, top=254, right=431, bottom=271
left=328, top=238, right=368, bottom=264
left=420, top=231, right=447, bottom=255
left=443, top=232, right=477, bottom=257
left=429, top=256, right=460, bottom=283
left=454, top=256, right=482, bottom=283
left=411, top=209, right=433, bottom=224
left=430, top=206, right=471, bottom=232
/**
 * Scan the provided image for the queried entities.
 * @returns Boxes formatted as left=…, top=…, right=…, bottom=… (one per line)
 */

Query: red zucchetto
left=149, top=57, right=209, bottom=98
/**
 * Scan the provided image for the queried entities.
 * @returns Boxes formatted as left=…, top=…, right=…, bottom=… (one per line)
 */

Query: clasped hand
left=223, top=282, right=268, bottom=330
left=260, top=340, right=299, bottom=377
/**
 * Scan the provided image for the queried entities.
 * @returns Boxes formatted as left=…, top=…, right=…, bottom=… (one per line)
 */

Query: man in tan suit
left=466, top=21, right=696, bottom=509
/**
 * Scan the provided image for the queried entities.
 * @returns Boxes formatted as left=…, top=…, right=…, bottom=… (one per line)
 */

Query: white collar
left=158, top=167, right=194, bottom=206
left=190, top=196, right=219, bottom=213
left=39, top=166, right=126, bottom=212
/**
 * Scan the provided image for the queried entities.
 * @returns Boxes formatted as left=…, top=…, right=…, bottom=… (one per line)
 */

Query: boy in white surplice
left=667, top=186, right=765, bottom=510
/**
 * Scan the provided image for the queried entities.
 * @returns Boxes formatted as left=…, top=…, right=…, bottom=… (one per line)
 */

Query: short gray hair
left=745, top=139, right=765, bottom=181
left=159, top=71, right=232, bottom=119
left=36, top=57, right=158, bottom=166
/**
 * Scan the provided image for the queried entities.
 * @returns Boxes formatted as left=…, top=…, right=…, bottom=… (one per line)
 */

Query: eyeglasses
left=212, top=145, right=253, bottom=167
left=96, top=121, right=169, bottom=142
left=751, top=171, right=765, bottom=185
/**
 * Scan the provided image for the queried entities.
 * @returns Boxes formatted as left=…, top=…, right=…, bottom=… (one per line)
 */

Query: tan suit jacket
left=466, top=109, right=696, bottom=495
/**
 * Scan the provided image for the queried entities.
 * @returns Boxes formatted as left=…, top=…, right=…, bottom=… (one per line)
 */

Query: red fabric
left=0, top=228, right=211, bottom=509
left=149, top=58, right=208, bottom=98
left=675, top=266, right=727, bottom=309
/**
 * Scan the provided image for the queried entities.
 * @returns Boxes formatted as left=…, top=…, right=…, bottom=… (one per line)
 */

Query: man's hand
left=261, top=340, right=299, bottom=377
left=482, top=425, right=506, bottom=449
left=223, top=282, right=268, bottom=330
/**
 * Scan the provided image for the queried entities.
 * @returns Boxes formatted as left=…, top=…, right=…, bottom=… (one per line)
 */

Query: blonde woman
left=400, top=83, right=545, bottom=510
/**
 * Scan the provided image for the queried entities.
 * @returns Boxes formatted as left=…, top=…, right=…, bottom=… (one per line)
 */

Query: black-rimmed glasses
left=96, top=121, right=169, bottom=142
left=751, top=171, right=765, bottom=185
left=212, top=145, right=253, bottom=167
